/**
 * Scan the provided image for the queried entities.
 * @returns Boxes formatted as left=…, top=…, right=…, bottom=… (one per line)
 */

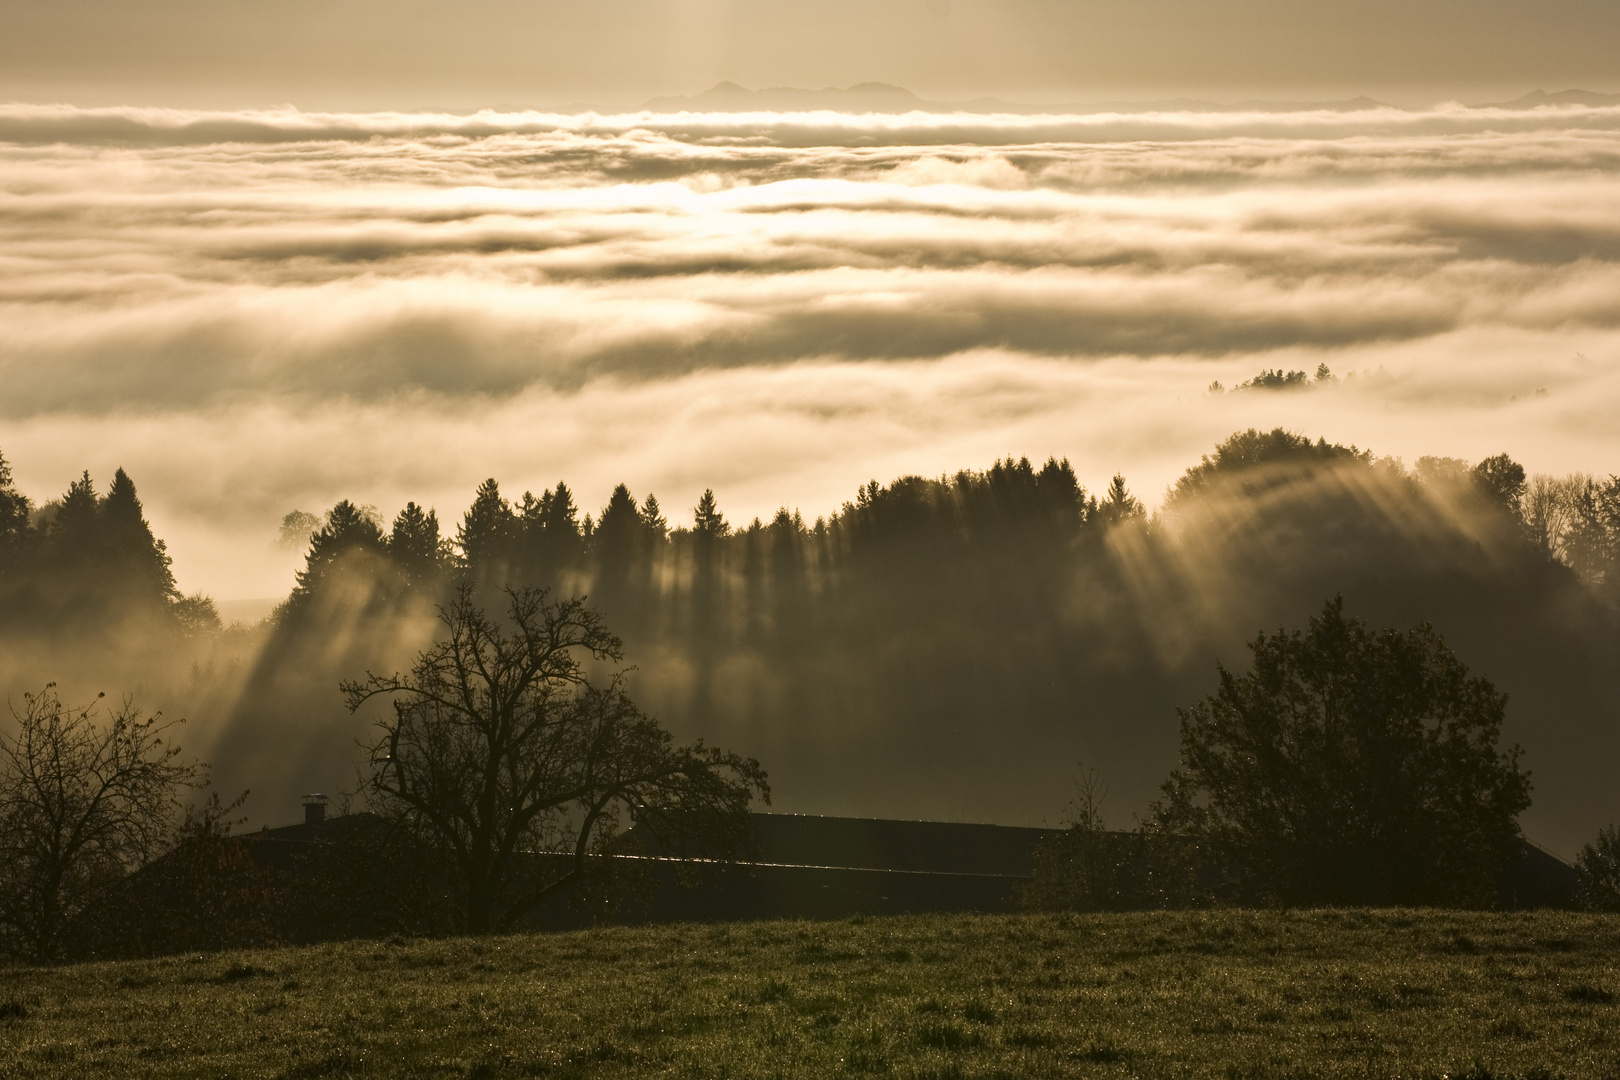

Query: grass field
left=3, top=910, right=1619, bottom=1079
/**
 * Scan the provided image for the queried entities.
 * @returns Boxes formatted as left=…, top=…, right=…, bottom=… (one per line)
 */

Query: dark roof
left=741, top=813, right=1057, bottom=877
left=1500, top=841, right=1580, bottom=909
left=256, top=811, right=385, bottom=844
left=253, top=809, right=1056, bottom=878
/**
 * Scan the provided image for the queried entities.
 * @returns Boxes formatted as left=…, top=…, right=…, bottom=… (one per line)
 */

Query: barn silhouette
left=258, top=799, right=1578, bottom=927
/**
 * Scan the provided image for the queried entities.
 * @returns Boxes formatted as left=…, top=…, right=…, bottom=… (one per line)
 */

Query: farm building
left=254, top=799, right=1579, bottom=925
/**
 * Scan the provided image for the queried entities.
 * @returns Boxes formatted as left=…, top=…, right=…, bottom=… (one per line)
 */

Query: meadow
left=2, top=910, right=1618, bottom=1080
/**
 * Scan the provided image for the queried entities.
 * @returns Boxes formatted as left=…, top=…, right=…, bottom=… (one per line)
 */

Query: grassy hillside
left=3, top=910, right=1619, bottom=1079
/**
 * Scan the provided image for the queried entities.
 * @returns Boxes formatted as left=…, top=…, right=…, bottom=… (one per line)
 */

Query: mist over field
left=3, top=97, right=1620, bottom=855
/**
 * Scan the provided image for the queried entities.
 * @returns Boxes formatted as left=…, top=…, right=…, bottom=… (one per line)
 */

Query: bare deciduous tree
left=1524, top=472, right=1591, bottom=558
left=345, top=583, right=769, bottom=934
left=0, top=685, right=200, bottom=963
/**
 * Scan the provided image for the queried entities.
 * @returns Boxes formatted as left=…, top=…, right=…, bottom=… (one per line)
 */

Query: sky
left=1, top=3, right=1619, bottom=604
left=2, top=0, right=1619, bottom=110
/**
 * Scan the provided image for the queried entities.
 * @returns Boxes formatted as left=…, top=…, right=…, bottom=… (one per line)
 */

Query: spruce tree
left=0, top=449, right=32, bottom=571
left=639, top=494, right=668, bottom=540
left=513, top=482, right=584, bottom=587
left=51, top=471, right=101, bottom=569
left=592, top=484, right=642, bottom=619
left=768, top=508, right=806, bottom=650
left=458, top=479, right=517, bottom=579
left=101, top=468, right=178, bottom=604
left=690, top=490, right=729, bottom=645
left=389, top=502, right=445, bottom=586
left=1096, top=474, right=1145, bottom=528
left=693, top=489, right=728, bottom=538
left=288, top=501, right=387, bottom=611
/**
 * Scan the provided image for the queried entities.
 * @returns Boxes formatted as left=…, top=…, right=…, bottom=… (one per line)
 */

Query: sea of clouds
left=2, top=101, right=1618, bottom=601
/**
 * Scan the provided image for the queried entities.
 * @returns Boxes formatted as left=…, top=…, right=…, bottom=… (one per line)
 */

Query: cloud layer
left=2, top=102, right=1619, bottom=597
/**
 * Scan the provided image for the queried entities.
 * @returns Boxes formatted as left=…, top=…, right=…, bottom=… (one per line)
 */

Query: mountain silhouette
left=641, top=83, right=1390, bottom=115
left=1472, top=89, right=1620, bottom=109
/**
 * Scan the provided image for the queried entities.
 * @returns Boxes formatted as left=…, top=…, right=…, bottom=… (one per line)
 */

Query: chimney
left=302, top=793, right=329, bottom=826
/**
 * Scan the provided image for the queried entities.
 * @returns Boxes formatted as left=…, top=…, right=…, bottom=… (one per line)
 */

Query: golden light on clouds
left=1, top=101, right=1618, bottom=600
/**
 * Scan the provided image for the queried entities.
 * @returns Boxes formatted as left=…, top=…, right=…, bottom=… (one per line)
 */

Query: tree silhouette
left=1565, top=476, right=1620, bottom=601
left=1575, top=824, right=1620, bottom=912
left=690, top=489, right=729, bottom=644
left=277, top=510, right=322, bottom=551
left=1155, top=596, right=1531, bottom=907
left=49, top=471, right=101, bottom=572
left=346, top=585, right=768, bottom=933
left=1096, top=474, right=1145, bottom=528
left=693, top=489, right=728, bottom=538
left=458, top=478, right=518, bottom=582
left=639, top=493, right=668, bottom=540
left=592, top=484, right=642, bottom=623
left=1167, top=428, right=1368, bottom=509
left=285, top=501, right=387, bottom=613
left=0, top=685, right=201, bottom=962
left=388, top=502, right=446, bottom=586
left=1473, top=453, right=1529, bottom=517
left=0, top=450, right=32, bottom=570
left=100, top=468, right=178, bottom=606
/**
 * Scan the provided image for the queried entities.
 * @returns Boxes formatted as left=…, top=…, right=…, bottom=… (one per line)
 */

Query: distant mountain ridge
left=1472, top=88, right=1620, bottom=109
left=640, top=82, right=1391, bottom=115
left=637, top=82, right=1620, bottom=115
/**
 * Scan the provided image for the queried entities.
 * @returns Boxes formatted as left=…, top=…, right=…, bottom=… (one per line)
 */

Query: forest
left=1, top=431, right=1618, bottom=857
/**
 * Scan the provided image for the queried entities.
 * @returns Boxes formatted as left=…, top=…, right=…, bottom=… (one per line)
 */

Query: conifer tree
left=287, top=501, right=387, bottom=611
left=592, top=484, right=642, bottom=618
left=50, top=471, right=101, bottom=569
left=101, top=468, right=178, bottom=604
left=518, top=487, right=551, bottom=531
left=389, top=502, right=445, bottom=586
left=534, top=481, right=584, bottom=580
left=690, top=490, right=729, bottom=645
left=768, top=508, right=807, bottom=650
left=0, top=449, right=32, bottom=572
left=1096, top=474, right=1145, bottom=528
left=639, top=494, right=668, bottom=540
left=596, top=485, right=640, bottom=552
left=693, top=489, right=729, bottom=538
left=1035, top=457, right=1086, bottom=513
left=458, top=479, right=517, bottom=579
left=544, top=482, right=581, bottom=540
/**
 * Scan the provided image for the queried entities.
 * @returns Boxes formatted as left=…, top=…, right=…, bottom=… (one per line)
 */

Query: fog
left=2, top=101, right=1618, bottom=599
left=4, top=98, right=1620, bottom=854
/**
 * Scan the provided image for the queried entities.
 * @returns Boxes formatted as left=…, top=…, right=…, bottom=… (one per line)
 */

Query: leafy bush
left=1574, top=825, right=1620, bottom=912
left=1155, top=597, right=1531, bottom=907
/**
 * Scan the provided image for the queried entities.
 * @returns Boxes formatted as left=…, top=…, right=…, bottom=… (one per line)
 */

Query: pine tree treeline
left=0, top=452, right=219, bottom=641
left=263, top=457, right=1163, bottom=666
left=10, top=435, right=1619, bottom=657
left=269, top=439, right=1620, bottom=650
